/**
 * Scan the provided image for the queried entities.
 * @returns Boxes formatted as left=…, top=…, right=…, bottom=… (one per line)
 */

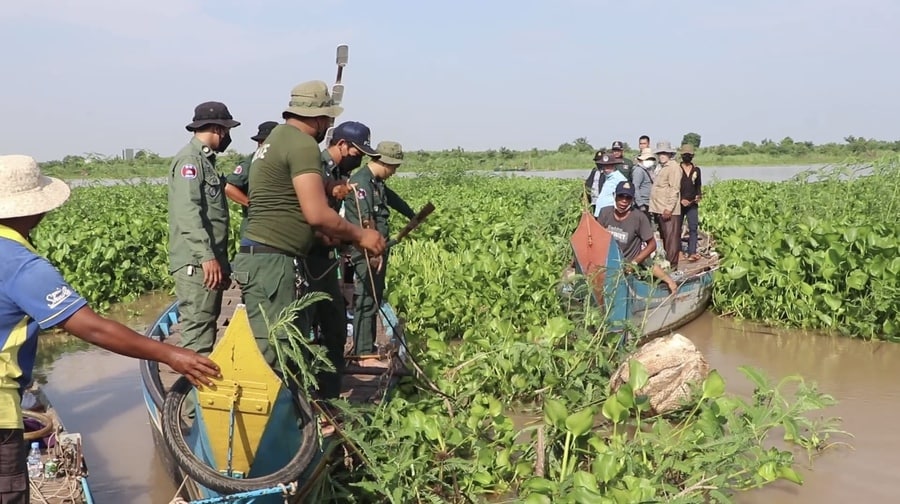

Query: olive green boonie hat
left=284, top=80, right=344, bottom=118
left=375, top=141, right=404, bottom=166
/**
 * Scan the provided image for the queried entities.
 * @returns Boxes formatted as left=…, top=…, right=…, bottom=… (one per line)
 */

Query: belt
left=239, top=244, right=297, bottom=258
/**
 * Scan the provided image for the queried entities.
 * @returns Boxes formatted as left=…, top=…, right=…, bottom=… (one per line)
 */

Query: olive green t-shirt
left=244, top=124, right=321, bottom=256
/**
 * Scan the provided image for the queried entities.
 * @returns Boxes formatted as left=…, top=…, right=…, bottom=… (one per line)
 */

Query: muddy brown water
left=35, top=292, right=900, bottom=503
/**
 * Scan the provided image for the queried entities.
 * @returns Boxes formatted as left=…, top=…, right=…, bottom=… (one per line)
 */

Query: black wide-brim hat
left=185, top=101, right=241, bottom=131
left=250, top=121, right=279, bottom=142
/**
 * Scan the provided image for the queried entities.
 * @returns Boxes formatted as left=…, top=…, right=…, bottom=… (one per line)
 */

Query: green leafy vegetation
left=31, top=163, right=880, bottom=502
left=703, top=160, right=900, bottom=339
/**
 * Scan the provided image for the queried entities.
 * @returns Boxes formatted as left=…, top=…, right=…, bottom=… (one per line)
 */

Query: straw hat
left=637, top=148, right=656, bottom=161
left=0, top=155, right=71, bottom=219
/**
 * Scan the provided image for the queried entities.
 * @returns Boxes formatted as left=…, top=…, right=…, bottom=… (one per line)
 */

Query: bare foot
left=666, top=281, right=678, bottom=293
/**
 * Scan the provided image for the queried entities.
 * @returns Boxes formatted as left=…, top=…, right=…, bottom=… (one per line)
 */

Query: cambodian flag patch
left=357, top=188, right=366, bottom=199
left=233, top=164, right=243, bottom=175
left=181, top=164, right=198, bottom=179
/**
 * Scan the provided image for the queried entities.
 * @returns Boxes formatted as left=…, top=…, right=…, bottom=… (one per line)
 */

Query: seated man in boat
left=595, top=181, right=679, bottom=293
left=0, top=155, right=221, bottom=504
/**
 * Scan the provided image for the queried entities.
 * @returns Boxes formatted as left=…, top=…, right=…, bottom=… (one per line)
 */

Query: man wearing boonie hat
left=595, top=180, right=678, bottom=293
left=0, top=155, right=221, bottom=503
left=230, top=80, right=385, bottom=376
left=343, top=140, right=414, bottom=362
left=304, top=120, right=380, bottom=400
left=648, top=140, right=682, bottom=268
left=632, top=147, right=657, bottom=217
left=225, top=120, right=278, bottom=240
left=168, top=101, right=240, bottom=370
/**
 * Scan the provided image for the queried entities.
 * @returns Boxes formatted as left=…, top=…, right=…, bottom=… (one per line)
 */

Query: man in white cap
left=0, top=155, right=221, bottom=503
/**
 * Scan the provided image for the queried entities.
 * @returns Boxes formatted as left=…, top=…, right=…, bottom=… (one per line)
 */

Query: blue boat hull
left=139, top=286, right=407, bottom=503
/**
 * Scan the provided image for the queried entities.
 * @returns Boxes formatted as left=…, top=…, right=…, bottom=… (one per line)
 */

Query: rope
left=352, top=194, right=455, bottom=408
left=168, top=475, right=190, bottom=504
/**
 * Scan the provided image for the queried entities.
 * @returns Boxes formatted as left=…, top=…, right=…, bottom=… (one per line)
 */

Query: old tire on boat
left=161, top=375, right=318, bottom=495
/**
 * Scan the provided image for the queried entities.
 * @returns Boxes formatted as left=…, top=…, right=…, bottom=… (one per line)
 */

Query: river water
left=37, top=164, right=893, bottom=502
left=35, top=294, right=899, bottom=503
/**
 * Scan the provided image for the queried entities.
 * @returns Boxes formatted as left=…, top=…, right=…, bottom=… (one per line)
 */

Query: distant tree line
left=38, top=134, right=900, bottom=178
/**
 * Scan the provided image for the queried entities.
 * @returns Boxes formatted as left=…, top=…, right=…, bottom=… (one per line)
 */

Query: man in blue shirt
left=0, top=155, right=221, bottom=504
left=592, top=153, right=628, bottom=216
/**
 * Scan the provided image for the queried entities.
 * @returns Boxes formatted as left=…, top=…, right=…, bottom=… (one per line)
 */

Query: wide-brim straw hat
left=0, top=155, right=71, bottom=219
left=637, top=148, right=656, bottom=161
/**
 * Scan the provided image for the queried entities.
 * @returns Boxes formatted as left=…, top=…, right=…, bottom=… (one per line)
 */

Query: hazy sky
left=2, top=0, right=898, bottom=161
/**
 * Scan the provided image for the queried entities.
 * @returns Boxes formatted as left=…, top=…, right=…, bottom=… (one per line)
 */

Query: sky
left=1, top=0, right=898, bottom=161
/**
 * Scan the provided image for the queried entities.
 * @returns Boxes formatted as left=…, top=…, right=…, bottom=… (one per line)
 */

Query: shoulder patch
left=233, top=164, right=243, bottom=175
left=181, top=164, right=198, bottom=179
left=357, top=188, right=367, bottom=199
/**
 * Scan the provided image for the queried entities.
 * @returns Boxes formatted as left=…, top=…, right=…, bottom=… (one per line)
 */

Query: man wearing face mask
left=167, top=101, right=240, bottom=360
left=343, top=141, right=413, bottom=362
left=632, top=148, right=657, bottom=217
left=305, top=120, right=379, bottom=400
left=231, top=81, right=385, bottom=381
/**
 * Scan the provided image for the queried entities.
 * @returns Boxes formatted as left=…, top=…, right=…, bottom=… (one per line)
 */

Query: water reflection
left=680, top=312, right=900, bottom=503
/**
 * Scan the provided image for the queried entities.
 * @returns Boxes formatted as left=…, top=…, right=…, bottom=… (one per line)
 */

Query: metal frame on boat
left=562, top=211, right=719, bottom=340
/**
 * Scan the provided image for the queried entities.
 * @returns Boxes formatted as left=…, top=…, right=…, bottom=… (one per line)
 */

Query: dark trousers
left=231, top=252, right=308, bottom=366
left=0, top=429, right=27, bottom=504
left=173, top=266, right=224, bottom=356
left=682, top=204, right=699, bottom=255
left=304, top=251, right=347, bottom=400
left=352, top=251, right=388, bottom=356
left=655, top=213, right=682, bottom=268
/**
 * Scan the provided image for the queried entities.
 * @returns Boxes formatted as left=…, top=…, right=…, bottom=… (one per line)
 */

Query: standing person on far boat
left=632, top=148, right=656, bottom=217
left=648, top=141, right=682, bottom=268
left=306, top=120, right=379, bottom=400
left=592, top=153, right=628, bottom=215
left=225, top=120, right=278, bottom=241
left=230, top=80, right=385, bottom=370
left=678, top=143, right=703, bottom=262
left=168, top=102, right=240, bottom=357
left=0, top=155, right=220, bottom=504
left=343, top=141, right=414, bottom=364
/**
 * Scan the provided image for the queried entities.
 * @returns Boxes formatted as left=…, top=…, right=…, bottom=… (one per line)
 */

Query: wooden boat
left=560, top=211, right=719, bottom=341
left=139, top=273, right=408, bottom=503
left=21, top=383, right=95, bottom=503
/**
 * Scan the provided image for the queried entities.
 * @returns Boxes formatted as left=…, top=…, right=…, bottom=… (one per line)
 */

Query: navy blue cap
left=332, top=121, right=377, bottom=156
left=615, top=181, right=635, bottom=198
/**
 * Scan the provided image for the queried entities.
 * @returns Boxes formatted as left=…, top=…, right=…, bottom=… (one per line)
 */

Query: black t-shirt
left=596, top=207, right=654, bottom=262
left=680, top=164, right=702, bottom=202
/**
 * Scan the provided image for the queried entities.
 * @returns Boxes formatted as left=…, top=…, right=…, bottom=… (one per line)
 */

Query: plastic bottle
left=27, top=442, right=43, bottom=478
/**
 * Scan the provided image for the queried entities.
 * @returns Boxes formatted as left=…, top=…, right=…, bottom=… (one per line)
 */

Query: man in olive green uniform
left=343, top=141, right=414, bottom=360
left=225, top=120, right=278, bottom=239
left=305, top=120, right=378, bottom=399
left=168, top=101, right=240, bottom=356
left=230, top=81, right=385, bottom=379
